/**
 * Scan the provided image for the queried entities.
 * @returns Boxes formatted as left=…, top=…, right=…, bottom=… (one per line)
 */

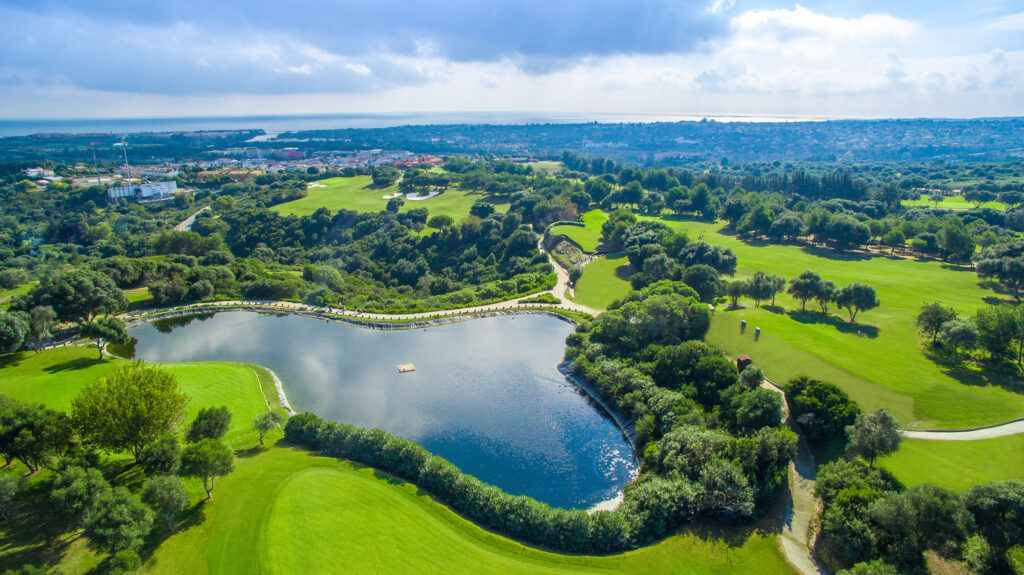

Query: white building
left=107, top=181, right=178, bottom=202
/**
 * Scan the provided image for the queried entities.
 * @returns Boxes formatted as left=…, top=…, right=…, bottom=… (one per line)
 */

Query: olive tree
left=915, top=302, right=956, bottom=345
left=71, top=363, right=189, bottom=460
left=143, top=475, right=189, bottom=532
left=845, top=409, right=902, bottom=466
left=834, top=283, right=879, bottom=322
left=180, top=439, right=234, bottom=500
left=186, top=406, right=231, bottom=443
left=84, top=487, right=153, bottom=553
left=253, top=411, right=286, bottom=445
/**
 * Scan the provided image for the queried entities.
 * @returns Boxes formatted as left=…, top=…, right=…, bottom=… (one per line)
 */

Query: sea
left=0, top=112, right=835, bottom=138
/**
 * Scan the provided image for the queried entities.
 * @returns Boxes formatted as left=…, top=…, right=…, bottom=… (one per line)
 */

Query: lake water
left=129, top=311, right=636, bottom=509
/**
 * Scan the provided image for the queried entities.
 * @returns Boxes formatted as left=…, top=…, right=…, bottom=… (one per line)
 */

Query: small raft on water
left=397, top=363, right=415, bottom=373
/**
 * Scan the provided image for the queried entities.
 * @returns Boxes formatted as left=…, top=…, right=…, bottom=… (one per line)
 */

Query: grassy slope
left=879, top=435, right=1024, bottom=493
left=574, top=254, right=633, bottom=311
left=902, top=194, right=1008, bottom=210
left=0, top=346, right=794, bottom=575
left=188, top=444, right=793, bottom=575
left=271, top=175, right=509, bottom=222
left=570, top=210, right=1024, bottom=429
left=550, top=224, right=603, bottom=253
left=0, top=283, right=32, bottom=310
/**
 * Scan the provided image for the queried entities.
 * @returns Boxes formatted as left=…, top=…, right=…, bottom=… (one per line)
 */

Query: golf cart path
left=900, top=418, right=1024, bottom=440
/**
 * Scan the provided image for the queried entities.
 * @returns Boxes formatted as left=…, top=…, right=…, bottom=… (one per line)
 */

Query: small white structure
left=107, top=181, right=178, bottom=202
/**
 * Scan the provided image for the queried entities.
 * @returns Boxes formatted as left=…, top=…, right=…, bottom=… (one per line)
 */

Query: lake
left=129, top=311, right=636, bottom=509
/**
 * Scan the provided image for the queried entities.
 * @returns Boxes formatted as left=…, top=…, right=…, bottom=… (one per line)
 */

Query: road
left=174, top=206, right=211, bottom=231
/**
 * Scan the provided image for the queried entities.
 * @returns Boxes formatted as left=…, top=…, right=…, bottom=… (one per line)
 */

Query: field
left=570, top=210, right=1024, bottom=429
left=902, top=194, right=1008, bottom=210
left=549, top=210, right=609, bottom=253
left=878, top=435, right=1024, bottom=493
left=573, top=253, right=633, bottom=310
left=271, top=175, right=509, bottom=222
left=0, top=283, right=32, bottom=310
left=0, top=346, right=795, bottom=574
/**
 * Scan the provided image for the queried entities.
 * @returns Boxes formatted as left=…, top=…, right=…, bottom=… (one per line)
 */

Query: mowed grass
left=571, top=210, right=1024, bottom=429
left=550, top=224, right=603, bottom=252
left=902, top=194, right=1008, bottom=210
left=573, top=253, right=633, bottom=311
left=180, top=444, right=794, bottom=575
left=0, top=346, right=270, bottom=448
left=272, top=175, right=509, bottom=223
left=0, top=283, right=33, bottom=310
left=878, top=435, right=1024, bottom=493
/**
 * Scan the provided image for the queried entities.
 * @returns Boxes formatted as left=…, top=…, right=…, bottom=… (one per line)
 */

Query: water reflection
left=130, top=312, right=637, bottom=509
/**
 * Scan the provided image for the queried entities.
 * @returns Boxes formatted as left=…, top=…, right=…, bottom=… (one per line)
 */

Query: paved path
left=901, top=418, right=1024, bottom=440
left=761, top=381, right=828, bottom=575
left=174, top=206, right=211, bottom=231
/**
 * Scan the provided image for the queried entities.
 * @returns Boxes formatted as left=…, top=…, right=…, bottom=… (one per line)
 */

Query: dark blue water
left=129, top=311, right=636, bottom=509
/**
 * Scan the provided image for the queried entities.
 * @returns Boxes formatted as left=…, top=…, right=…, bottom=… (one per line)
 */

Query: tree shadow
left=0, top=480, right=78, bottom=569
left=42, top=357, right=108, bottom=374
left=786, top=310, right=880, bottom=338
left=940, top=263, right=974, bottom=272
left=799, top=244, right=874, bottom=262
left=234, top=445, right=267, bottom=459
left=138, top=499, right=208, bottom=566
left=0, top=352, right=26, bottom=370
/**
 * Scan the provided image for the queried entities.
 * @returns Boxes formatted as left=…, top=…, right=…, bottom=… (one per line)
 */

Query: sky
left=0, top=0, right=1022, bottom=120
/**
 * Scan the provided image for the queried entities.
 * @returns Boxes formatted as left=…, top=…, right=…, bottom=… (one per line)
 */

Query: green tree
left=26, top=306, right=57, bottom=353
left=938, top=319, right=978, bottom=360
left=882, top=229, right=905, bottom=254
left=732, top=388, right=784, bottom=434
left=745, top=272, right=775, bottom=308
left=137, top=437, right=181, bottom=476
left=915, top=302, right=956, bottom=345
left=937, top=225, right=974, bottom=262
left=427, top=214, right=454, bottom=229
left=79, top=316, right=131, bottom=359
left=725, top=280, right=747, bottom=308
left=845, top=409, right=901, bottom=466
left=83, top=486, right=153, bottom=553
left=21, top=270, right=127, bottom=325
left=180, top=438, right=234, bottom=500
left=834, top=283, right=879, bottom=322
left=386, top=195, right=404, bottom=214
left=837, top=560, right=898, bottom=575
left=681, top=264, right=720, bottom=303
left=0, top=473, right=23, bottom=521
left=186, top=406, right=231, bottom=443
left=143, top=475, right=189, bottom=532
left=253, top=411, right=286, bottom=445
left=0, top=313, right=28, bottom=354
left=814, top=279, right=837, bottom=314
left=71, top=363, right=189, bottom=460
left=973, top=305, right=1021, bottom=361
left=788, top=270, right=822, bottom=311
left=962, top=480, right=1024, bottom=556
left=50, top=465, right=111, bottom=523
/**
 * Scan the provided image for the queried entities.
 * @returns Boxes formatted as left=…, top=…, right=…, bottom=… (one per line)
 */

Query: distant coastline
left=0, top=111, right=845, bottom=138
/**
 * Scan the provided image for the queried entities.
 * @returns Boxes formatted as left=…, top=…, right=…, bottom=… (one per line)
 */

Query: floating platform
left=397, top=363, right=415, bottom=373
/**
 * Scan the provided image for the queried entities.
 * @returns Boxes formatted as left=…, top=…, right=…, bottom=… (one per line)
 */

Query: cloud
left=987, top=12, right=1024, bottom=31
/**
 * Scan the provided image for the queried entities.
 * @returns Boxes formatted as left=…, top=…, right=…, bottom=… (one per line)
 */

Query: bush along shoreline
left=285, top=280, right=797, bottom=553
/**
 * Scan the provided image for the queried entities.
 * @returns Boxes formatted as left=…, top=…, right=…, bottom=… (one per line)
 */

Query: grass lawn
left=0, top=283, right=33, bottom=310
left=902, top=194, right=1008, bottom=210
left=573, top=253, right=633, bottom=311
left=550, top=224, right=603, bottom=253
left=571, top=210, right=1024, bottom=429
left=878, top=435, right=1024, bottom=493
left=272, top=175, right=509, bottom=223
left=530, top=161, right=564, bottom=176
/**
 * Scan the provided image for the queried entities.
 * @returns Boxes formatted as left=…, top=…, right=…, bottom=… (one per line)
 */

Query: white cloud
left=987, top=12, right=1024, bottom=30
left=706, top=0, right=735, bottom=15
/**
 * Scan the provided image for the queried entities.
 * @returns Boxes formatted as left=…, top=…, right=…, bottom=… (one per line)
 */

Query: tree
left=186, top=406, right=231, bottom=443
left=845, top=409, right=901, bottom=466
left=0, top=313, right=28, bottom=354
left=180, top=438, right=234, bottom=500
left=427, top=214, right=454, bottom=229
left=882, top=229, right=905, bottom=254
left=83, top=486, right=153, bottom=553
left=50, top=465, right=111, bottom=523
left=469, top=202, right=495, bottom=219
left=79, top=316, right=131, bottom=359
left=725, top=280, right=747, bottom=308
left=71, top=362, right=189, bottom=460
left=26, top=306, right=56, bottom=353
left=386, top=196, right=404, bottom=214
left=938, top=319, right=978, bottom=360
left=741, top=270, right=770, bottom=306
left=962, top=480, right=1024, bottom=555
left=681, top=265, right=720, bottom=303
left=21, top=270, right=127, bottom=326
left=738, top=365, right=764, bottom=390
left=814, top=279, right=837, bottom=314
left=834, top=284, right=879, bottom=322
left=973, top=305, right=1021, bottom=362
left=916, top=302, right=956, bottom=345
left=937, top=225, right=974, bottom=262
left=0, top=473, right=22, bottom=521
left=253, top=411, right=286, bottom=445
left=837, top=560, right=899, bottom=575
left=0, top=403, right=74, bottom=472
left=785, top=376, right=861, bottom=442
left=965, top=189, right=997, bottom=208
left=138, top=437, right=181, bottom=476
left=788, top=270, right=822, bottom=311
left=733, top=388, right=784, bottom=434
left=143, top=475, right=189, bottom=532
